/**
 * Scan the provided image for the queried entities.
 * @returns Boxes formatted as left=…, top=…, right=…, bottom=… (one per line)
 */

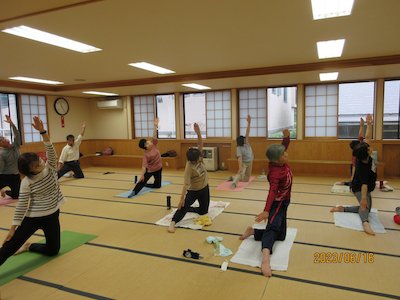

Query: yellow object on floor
left=195, top=215, right=212, bottom=226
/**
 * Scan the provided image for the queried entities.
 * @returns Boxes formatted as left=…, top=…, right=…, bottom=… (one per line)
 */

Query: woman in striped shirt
left=0, top=116, right=64, bottom=265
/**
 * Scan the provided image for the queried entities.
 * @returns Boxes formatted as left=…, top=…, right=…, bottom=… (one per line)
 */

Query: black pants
left=58, top=161, right=84, bottom=178
left=172, top=185, right=210, bottom=223
left=0, top=210, right=60, bottom=266
left=131, top=168, right=162, bottom=196
left=254, top=199, right=290, bottom=254
left=0, top=174, right=21, bottom=199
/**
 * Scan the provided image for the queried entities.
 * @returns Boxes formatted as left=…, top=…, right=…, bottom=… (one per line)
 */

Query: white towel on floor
left=155, top=200, right=230, bottom=230
left=331, top=183, right=350, bottom=194
left=333, top=208, right=386, bottom=233
left=230, top=228, right=297, bottom=271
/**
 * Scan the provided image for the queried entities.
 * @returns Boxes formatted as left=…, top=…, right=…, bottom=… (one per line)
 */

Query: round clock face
left=54, top=97, right=69, bottom=116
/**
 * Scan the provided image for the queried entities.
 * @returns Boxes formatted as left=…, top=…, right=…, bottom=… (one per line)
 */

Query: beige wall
left=46, top=95, right=93, bottom=142
left=45, top=95, right=132, bottom=141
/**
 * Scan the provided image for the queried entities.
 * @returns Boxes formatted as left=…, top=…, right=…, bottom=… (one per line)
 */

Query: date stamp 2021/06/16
left=313, top=252, right=374, bottom=264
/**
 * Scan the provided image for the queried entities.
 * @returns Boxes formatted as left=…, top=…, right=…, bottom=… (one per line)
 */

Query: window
left=0, top=93, right=18, bottom=141
left=239, top=87, right=297, bottom=138
left=184, top=93, right=206, bottom=138
left=206, top=91, right=231, bottom=137
left=305, top=82, right=375, bottom=138
left=305, top=84, right=338, bottom=137
left=184, top=91, right=232, bottom=138
left=239, top=88, right=267, bottom=137
left=133, top=95, right=154, bottom=138
left=267, top=86, right=297, bottom=138
left=383, top=79, right=400, bottom=139
left=21, top=94, right=47, bottom=143
left=338, top=82, right=375, bottom=139
left=156, top=94, right=176, bottom=138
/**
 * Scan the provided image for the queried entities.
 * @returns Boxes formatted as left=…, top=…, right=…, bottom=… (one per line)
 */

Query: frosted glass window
left=305, top=127, right=315, bottom=136
left=239, top=88, right=267, bottom=137
left=306, top=97, right=316, bottom=106
left=184, top=93, right=206, bottom=138
left=133, top=95, right=155, bottom=138
left=20, top=94, right=47, bottom=143
left=305, top=85, right=337, bottom=137
left=206, top=90, right=231, bottom=137
left=316, top=96, right=326, bottom=106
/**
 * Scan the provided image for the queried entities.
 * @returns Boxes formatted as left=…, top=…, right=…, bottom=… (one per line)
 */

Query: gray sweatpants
left=344, top=191, right=372, bottom=222
left=232, top=161, right=253, bottom=185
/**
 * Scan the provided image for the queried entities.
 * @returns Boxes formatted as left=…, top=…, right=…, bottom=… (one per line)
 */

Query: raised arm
left=245, top=115, right=251, bottom=140
left=365, top=114, right=372, bottom=144
left=80, top=121, right=86, bottom=137
left=32, top=116, right=57, bottom=169
left=358, top=117, right=365, bottom=139
left=4, top=115, right=21, bottom=147
left=282, top=128, right=290, bottom=150
left=153, top=117, right=159, bottom=139
left=193, top=123, right=202, bottom=152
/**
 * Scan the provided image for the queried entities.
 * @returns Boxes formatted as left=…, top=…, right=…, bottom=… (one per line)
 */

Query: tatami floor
left=1, top=167, right=399, bottom=300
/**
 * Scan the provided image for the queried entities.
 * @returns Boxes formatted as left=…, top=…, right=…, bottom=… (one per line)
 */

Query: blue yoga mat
left=115, top=181, right=171, bottom=198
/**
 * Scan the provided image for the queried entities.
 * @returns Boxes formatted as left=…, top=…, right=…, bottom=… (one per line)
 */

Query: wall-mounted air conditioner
left=97, top=99, right=123, bottom=109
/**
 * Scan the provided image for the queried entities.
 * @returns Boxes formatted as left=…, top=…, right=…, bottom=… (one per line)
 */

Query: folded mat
left=333, top=208, right=386, bottom=233
left=155, top=200, right=229, bottom=229
left=216, top=176, right=255, bottom=192
left=231, top=227, right=297, bottom=271
left=115, top=181, right=171, bottom=198
left=0, top=230, right=97, bottom=286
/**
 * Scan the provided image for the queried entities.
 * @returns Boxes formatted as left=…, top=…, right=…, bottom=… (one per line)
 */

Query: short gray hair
left=266, top=144, right=285, bottom=162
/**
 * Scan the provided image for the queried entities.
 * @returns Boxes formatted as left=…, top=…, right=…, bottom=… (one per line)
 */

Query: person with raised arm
left=0, top=116, right=64, bottom=265
left=168, top=123, right=210, bottom=233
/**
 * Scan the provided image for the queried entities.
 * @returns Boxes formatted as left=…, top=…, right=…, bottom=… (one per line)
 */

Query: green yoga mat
left=0, top=230, right=97, bottom=286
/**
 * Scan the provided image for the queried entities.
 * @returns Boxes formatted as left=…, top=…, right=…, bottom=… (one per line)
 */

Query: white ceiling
left=0, top=0, right=399, bottom=98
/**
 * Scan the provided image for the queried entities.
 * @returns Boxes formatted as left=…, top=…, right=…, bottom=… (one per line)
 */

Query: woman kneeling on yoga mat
left=0, top=116, right=65, bottom=266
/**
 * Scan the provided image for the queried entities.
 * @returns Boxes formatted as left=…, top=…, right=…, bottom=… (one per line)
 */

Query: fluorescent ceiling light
left=317, top=39, right=345, bottom=59
left=182, top=83, right=211, bottom=90
left=129, top=62, right=175, bottom=74
left=9, top=76, right=63, bottom=85
left=2, top=25, right=101, bottom=53
left=311, top=0, right=354, bottom=20
left=319, top=72, right=339, bottom=81
left=83, top=91, right=119, bottom=96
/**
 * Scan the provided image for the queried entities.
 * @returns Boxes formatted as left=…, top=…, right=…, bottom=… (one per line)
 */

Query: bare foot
left=261, top=249, right=272, bottom=277
left=330, top=206, right=344, bottom=213
left=239, top=226, right=254, bottom=240
left=14, top=243, right=31, bottom=255
left=363, top=222, right=375, bottom=236
left=0, top=189, right=5, bottom=198
left=168, top=222, right=176, bottom=233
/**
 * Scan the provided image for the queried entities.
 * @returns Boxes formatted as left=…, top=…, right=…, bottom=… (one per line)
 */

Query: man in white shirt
left=57, top=122, right=86, bottom=179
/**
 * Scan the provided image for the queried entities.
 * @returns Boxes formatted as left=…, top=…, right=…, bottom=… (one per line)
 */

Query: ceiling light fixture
left=128, top=62, right=175, bottom=74
left=319, top=72, right=339, bottom=81
left=182, top=83, right=211, bottom=90
left=9, top=76, right=63, bottom=85
left=311, top=0, right=354, bottom=20
left=2, top=25, right=101, bottom=53
left=82, top=91, right=119, bottom=96
left=317, top=39, right=345, bottom=59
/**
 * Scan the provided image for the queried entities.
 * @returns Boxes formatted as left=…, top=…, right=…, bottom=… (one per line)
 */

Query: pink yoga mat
left=216, top=176, right=255, bottom=191
left=0, top=197, right=18, bottom=206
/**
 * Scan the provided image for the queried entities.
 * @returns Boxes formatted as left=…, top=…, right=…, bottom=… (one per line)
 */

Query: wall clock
left=54, top=97, right=69, bottom=116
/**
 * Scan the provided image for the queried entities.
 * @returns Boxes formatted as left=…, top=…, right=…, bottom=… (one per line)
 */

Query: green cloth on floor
left=0, top=230, right=97, bottom=286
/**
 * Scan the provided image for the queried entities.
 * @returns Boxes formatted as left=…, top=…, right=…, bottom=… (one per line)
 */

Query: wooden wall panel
left=18, top=139, right=399, bottom=177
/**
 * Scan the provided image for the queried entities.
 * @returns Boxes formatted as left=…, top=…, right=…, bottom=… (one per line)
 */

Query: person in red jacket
left=239, top=129, right=292, bottom=277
